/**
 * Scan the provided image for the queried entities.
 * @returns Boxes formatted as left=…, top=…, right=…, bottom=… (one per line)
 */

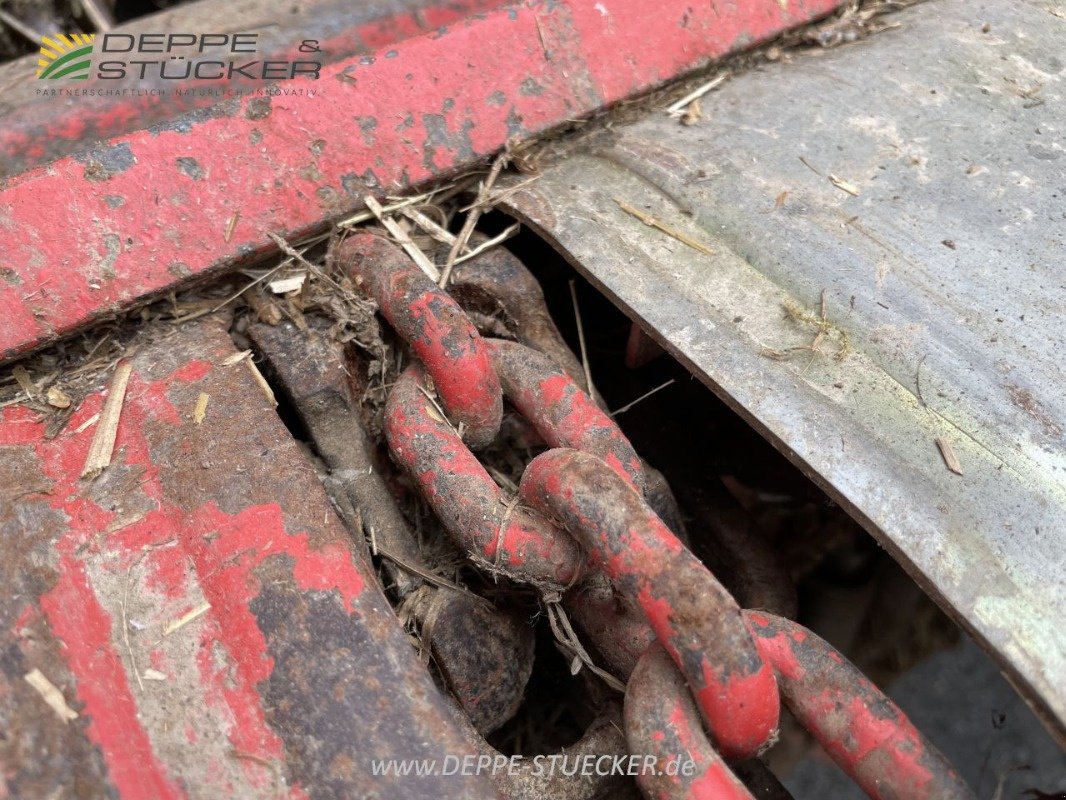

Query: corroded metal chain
left=329, top=232, right=975, bottom=800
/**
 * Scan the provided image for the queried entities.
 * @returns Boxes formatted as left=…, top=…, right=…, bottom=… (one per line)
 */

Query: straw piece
left=936, top=437, right=963, bottom=475
left=81, top=361, right=132, bottom=479
left=364, top=195, right=441, bottom=282
left=163, top=601, right=211, bottom=636
left=24, top=668, right=78, bottom=723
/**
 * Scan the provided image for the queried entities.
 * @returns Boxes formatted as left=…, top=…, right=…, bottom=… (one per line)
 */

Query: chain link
left=329, top=232, right=975, bottom=800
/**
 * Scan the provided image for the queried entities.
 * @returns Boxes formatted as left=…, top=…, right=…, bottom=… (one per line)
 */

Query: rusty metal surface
left=247, top=318, right=534, bottom=734
left=0, top=0, right=500, bottom=175
left=248, top=318, right=424, bottom=596
left=489, top=337, right=645, bottom=493
left=337, top=233, right=504, bottom=448
left=625, top=644, right=756, bottom=800
left=0, top=316, right=498, bottom=799
left=520, top=448, right=780, bottom=761
left=386, top=362, right=584, bottom=587
left=352, top=224, right=974, bottom=795
left=747, top=612, right=973, bottom=800
left=0, top=0, right=847, bottom=364
left=450, top=244, right=594, bottom=397
left=501, top=0, right=1066, bottom=739
left=413, top=588, right=534, bottom=734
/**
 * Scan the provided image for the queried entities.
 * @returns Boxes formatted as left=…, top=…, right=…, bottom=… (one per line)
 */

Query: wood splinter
left=80, top=361, right=133, bottom=479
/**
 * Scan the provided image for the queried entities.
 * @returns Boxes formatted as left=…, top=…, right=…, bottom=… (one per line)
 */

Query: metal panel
left=0, top=0, right=503, bottom=175
left=0, top=0, right=844, bottom=364
left=501, top=0, right=1066, bottom=740
left=0, top=316, right=497, bottom=799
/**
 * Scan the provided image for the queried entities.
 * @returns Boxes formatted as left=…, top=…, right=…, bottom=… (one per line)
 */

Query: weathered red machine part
left=746, top=612, right=974, bottom=800
left=0, top=316, right=499, bottom=799
left=0, top=0, right=847, bottom=364
left=247, top=318, right=535, bottom=734
left=335, top=234, right=503, bottom=448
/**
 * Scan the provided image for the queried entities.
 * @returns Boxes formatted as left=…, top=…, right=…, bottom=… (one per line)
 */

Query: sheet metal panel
left=502, top=0, right=1066, bottom=740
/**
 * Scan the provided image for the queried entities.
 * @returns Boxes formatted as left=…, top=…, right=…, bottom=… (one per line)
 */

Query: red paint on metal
left=746, top=612, right=975, bottom=800
left=335, top=235, right=503, bottom=448
left=385, top=364, right=583, bottom=587
left=487, top=338, right=645, bottom=492
left=1, top=349, right=382, bottom=797
left=40, top=556, right=182, bottom=800
left=20, top=368, right=296, bottom=798
left=520, top=448, right=779, bottom=760
left=0, top=0, right=845, bottom=363
left=625, top=643, right=755, bottom=800
left=565, top=0, right=833, bottom=101
left=0, top=0, right=503, bottom=175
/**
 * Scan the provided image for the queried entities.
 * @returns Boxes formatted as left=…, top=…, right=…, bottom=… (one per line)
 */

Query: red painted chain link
left=627, top=643, right=756, bottom=799
left=384, top=362, right=582, bottom=588
left=745, top=612, right=974, bottom=800
left=487, top=338, right=645, bottom=494
left=329, top=234, right=976, bottom=799
left=519, top=448, right=780, bottom=761
left=334, top=233, right=503, bottom=448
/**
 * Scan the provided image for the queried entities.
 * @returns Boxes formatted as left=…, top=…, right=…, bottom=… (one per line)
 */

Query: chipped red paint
left=0, top=317, right=499, bottom=799
left=15, top=367, right=300, bottom=799
left=0, top=0, right=845, bottom=364
left=625, top=644, right=755, bottom=800
left=519, top=448, right=779, bottom=760
left=448, top=244, right=594, bottom=396
left=0, top=0, right=501, bottom=175
left=40, top=555, right=182, bottom=800
left=335, top=234, right=503, bottom=448
left=384, top=363, right=582, bottom=587
left=487, top=337, right=644, bottom=492
left=746, top=612, right=975, bottom=800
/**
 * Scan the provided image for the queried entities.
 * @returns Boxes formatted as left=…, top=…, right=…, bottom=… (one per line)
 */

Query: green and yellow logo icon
left=37, top=34, right=96, bottom=80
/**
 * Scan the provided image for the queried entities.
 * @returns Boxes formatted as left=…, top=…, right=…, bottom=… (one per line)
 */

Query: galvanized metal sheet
left=502, top=0, right=1066, bottom=740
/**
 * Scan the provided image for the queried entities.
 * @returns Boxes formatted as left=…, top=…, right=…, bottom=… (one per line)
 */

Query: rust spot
left=356, top=117, right=378, bottom=146
left=76, top=142, right=136, bottom=182
left=149, top=100, right=239, bottom=134
left=1007, top=384, right=1063, bottom=439
left=316, top=186, right=342, bottom=208
left=0, top=447, right=117, bottom=799
left=175, top=157, right=205, bottom=181
left=245, top=97, right=272, bottom=121
left=340, top=173, right=366, bottom=199
left=519, top=77, right=544, bottom=96
left=250, top=557, right=489, bottom=798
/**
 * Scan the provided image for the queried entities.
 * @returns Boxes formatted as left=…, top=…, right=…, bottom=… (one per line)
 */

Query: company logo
left=37, top=33, right=96, bottom=80
left=34, top=33, right=321, bottom=83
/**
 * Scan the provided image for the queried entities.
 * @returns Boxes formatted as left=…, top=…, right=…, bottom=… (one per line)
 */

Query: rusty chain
left=329, top=232, right=975, bottom=800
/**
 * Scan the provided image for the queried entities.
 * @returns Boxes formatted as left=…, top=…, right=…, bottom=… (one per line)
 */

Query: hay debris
left=24, top=668, right=78, bottom=723
left=615, top=198, right=715, bottom=256
left=81, top=361, right=132, bottom=479
left=163, top=601, right=211, bottom=636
